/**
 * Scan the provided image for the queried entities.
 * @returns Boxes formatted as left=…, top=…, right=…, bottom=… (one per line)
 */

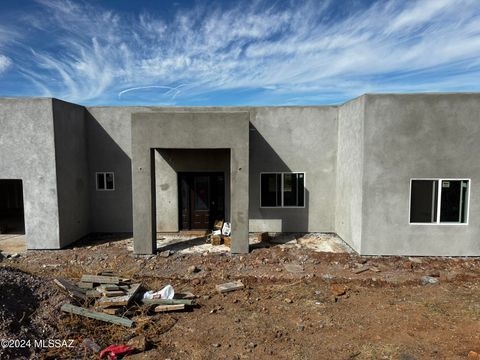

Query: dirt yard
left=1, top=233, right=479, bottom=360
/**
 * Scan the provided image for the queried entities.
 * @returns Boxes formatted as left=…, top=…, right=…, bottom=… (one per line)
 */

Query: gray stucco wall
left=155, top=149, right=230, bottom=232
left=249, top=107, right=338, bottom=233
left=52, top=99, right=90, bottom=247
left=0, top=98, right=60, bottom=249
left=361, top=94, right=480, bottom=256
left=85, top=107, right=143, bottom=232
left=131, top=112, right=249, bottom=254
left=335, top=97, right=365, bottom=252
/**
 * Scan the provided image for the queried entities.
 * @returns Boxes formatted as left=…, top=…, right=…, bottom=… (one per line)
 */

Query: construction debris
left=141, top=298, right=195, bottom=306
left=81, top=274, right=121, bottom=284
left=143, top=284, right=174, bottom=300
left=54, top=278, right=87, bottom=301
left=154, top=304, right=186, bottom=312
left=216, top=280, right=245, bottom=293
left=61, top=303, right=134, bottom=327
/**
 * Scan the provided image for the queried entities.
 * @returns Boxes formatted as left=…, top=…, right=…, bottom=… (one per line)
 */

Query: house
left=1, top=93, right=479, bottom=256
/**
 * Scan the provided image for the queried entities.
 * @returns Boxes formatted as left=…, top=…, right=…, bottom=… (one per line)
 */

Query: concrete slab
left=126, top=232, right=351, bottom=255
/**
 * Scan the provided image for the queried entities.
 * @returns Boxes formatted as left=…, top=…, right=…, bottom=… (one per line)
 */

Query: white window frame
left=96, top=172, right=115, bottom=191
left=260, top=172, right=306, bottom=208
left=409, top=178, right=471, bottom=225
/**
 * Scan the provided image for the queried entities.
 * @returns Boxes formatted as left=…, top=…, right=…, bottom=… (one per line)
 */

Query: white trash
left=143, top=284, right=175, bottom=300
left=221, top=222, right=231, bottom=236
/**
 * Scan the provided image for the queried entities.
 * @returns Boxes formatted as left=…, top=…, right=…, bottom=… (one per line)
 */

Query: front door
left=179, top=172, right=225, bottom=230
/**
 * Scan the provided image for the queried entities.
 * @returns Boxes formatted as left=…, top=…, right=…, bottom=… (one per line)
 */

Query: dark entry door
left=179, top=172, right=225, bottom=230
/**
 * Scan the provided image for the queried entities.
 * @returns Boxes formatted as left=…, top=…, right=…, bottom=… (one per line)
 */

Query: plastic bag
left=143, top=284, right=175, bottom=300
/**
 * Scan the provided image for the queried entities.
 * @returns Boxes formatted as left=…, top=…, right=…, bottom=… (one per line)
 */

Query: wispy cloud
left=1, top=0, right=480, bottom=104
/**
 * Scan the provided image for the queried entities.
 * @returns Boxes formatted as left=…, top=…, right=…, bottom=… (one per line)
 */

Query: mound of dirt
left=0, top=266, right=68, bottom=359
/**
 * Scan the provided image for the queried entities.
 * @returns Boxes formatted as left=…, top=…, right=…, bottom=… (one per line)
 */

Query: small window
left=410, top=179, right=469, bottom=224
left=96, top=172, right=115, bottom=191
left=260, top=172, right=305, bottom=207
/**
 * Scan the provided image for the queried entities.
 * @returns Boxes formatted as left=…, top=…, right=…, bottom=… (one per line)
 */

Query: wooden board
left=86, top=290, right=102, bottom=298
left=54, top=278, right=86, bottom=301
left=81, top=274, right=120, bottom=284
left=77, top=282, right=95, bottom=289
left=61, top=303, right=133, bottom=327
left=96, top=283, right=141, bottom=308
left=102, top=307, right=123, bottom=315
left=98, top=284, right=120, bottom=291
left=154, top=304, right=185, bottom=312
left=142, top=298, right=194, bottom=306
left=216, top=280, right=244, bottom=293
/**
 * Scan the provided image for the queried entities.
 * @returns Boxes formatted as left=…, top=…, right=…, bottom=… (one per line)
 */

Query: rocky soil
left=1, top=235, right=480, bottom=359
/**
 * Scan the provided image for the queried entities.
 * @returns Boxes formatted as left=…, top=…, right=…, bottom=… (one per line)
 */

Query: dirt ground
left=1, top=233, right=480, bottom=360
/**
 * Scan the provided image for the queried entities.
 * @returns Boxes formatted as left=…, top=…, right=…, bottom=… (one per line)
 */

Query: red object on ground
left=99, top=344, right=134, bottom=360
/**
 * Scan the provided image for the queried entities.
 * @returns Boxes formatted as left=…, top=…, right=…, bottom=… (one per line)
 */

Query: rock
left=10, top=253, right=20, bottom=259
left=212, top=343, right=221, bottom=348
left=191, top=278, right=201, bottom=285
left=127, top=335, right=146, bottom=352
left=322, top=274, right=334, bottom=281
left=330, top=284, right=347, bottom=296
left=427, top=270, right=440, bottom=278
left=247, top=342, right=257, bottom=349
left=468, top=351, right=479, bottom=358
left=297, top=324, right=305, bottom=331
left=284, top=263, right=304, bottom=273
left=421, top=276, right=439, bottom=285
left=202, top=294, right=210, bottom=300
left=159, top=250, right=173, bottom=258
left=284, top=298, right=293, bottom=304
left=188, top=265, right=200, bottom=274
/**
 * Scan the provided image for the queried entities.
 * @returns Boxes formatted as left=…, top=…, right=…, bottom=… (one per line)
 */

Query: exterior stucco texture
left=2, top=94, right=479, bottom=256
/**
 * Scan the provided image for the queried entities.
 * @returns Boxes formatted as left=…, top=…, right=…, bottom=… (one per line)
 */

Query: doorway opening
left=178, top=172, right=225, bottom=230
left=0, top=180, right=25, bottom=234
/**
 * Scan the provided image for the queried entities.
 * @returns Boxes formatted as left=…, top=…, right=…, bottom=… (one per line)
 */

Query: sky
left=0, top=0, right=479, bottom=106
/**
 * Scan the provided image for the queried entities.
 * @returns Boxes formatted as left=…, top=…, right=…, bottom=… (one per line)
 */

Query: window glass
left=105, top=173, right=114, bottom=190
left=410, top=180, right=437, bottom=223
left=261, top=173, right=281, bottom=207
left=194, top=176, right=209, bottom=210
left=261, top=173, right=304, bottom=207
left=410, top=179, right=469, bottom=224
left=97, top=173, right=105, bottom=190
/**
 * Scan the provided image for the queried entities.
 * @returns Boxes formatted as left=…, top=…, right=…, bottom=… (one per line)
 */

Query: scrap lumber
left=97, top=284, right=120, bottom=291
left=77, top=282, right=95, bottom=289
left=97, top=283, right=141, bottom=308
left=154, top=304, right=185, bottom=312
left=353, top=266, right=370, bottom=274
left=61, top=303, right=133, bottom=327
left=86, top=290, right=102, bottom=298
left=81, top=274, right=120, bottom=284
left=102, top=307, right=123, bottom=315
left=216, top=280, right=244, bottom=293
left=54, top=278, right=86, bottom=301
left=99, top=290, right=126, bottom=297
left=142, top=298, right=195, bottom=306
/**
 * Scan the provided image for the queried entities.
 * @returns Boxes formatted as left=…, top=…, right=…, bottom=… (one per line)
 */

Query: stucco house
left=0, top=93, right=478, bottom=256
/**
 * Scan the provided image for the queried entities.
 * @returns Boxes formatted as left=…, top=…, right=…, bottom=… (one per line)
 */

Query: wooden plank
left=102, top=307, right=123, bottom=315
left=97, top=283, right=141, bottom=308
left=61, top=303, right=133, bottom=327
left=216, top=280, right=244, bottom=293
left=54, top=278, right=86, bottom=301
left=86, top=290, right=102, bottom=298
left=353, top=266, right=370, bottom=274
left=97, top=284, right=120, bottom=291
left=77, top=282, right=95, bottom=289
left=154, top=304, right=185, bottom=312
left=99, top=290, right=126, bottom=297
left=141, top=298, right=195, bottom=306
left=81, top=274, right=120, bottom=284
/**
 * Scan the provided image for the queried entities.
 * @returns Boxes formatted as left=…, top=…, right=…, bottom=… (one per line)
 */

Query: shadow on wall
left=249, top=124, right=309, bottom=232
left=85, top=111, right=133, bottom=233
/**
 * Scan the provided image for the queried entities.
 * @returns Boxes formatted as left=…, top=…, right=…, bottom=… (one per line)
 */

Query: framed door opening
left=178, top=172, right=225, bottom=230
left=0, top=179, right=25, bottom=234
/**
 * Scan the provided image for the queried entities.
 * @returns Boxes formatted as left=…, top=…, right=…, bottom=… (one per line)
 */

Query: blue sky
left=0, top=0, right=480, bottom=106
